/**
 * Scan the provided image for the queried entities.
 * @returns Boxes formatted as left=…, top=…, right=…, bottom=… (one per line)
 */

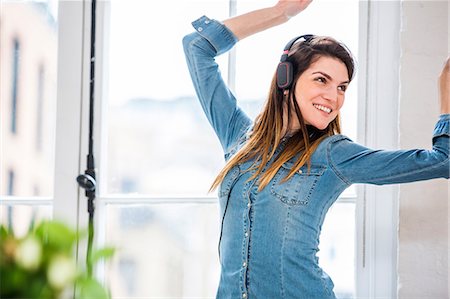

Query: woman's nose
left=322, top=86, right=338, bottom=102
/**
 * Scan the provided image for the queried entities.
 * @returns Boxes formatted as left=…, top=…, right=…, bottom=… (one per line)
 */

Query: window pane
left=0, top=1, right=58, bottom=196
left=0, top=204, right=53, bottom=238
left=105, top=0, right=229, bottom=196
left=318, top=202, right=356, bottom=298
left=104, top=203, right=220, bottom=298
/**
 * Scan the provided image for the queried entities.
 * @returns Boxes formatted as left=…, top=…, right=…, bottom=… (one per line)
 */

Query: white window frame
left=356, top=1, right=400, bottom=298
left=53, top=0, right=93, bottom=262
left=53, top=0, right=401, bottom=298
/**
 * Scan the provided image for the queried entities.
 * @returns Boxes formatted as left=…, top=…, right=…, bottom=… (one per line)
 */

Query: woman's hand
left=439, top=57, right=450, bottom=114
left=275, top=0, right=313, bottom=19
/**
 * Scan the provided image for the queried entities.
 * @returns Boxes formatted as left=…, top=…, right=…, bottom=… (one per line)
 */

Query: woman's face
left=294, top=56, right=350, bottom=130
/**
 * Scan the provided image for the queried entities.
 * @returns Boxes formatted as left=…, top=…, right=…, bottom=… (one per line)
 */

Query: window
left=96, top=0, right=360, bottom=298
left=100, top=2, right=230, bottom=296
left=104, top=0, right=229, bottom=196
left=11, top=38, right=20, bottom=134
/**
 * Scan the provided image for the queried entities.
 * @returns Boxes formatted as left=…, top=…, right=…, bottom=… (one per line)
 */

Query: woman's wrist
left=223, top=5, right=290, bottom=41
left=274, top=1, right=303, bottom=20
left=273, top=3, right=292, bottom=22
left=275, top=0, right=313, bottom=20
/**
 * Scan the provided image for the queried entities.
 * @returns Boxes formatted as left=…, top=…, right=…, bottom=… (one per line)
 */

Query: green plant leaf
left=91, top=247, right=115, bottom=264
left=0, top=225, right=8, bottom=240
left=35, top=221, right=78, bottom=251
left=77, top=277, right=110, bottom=299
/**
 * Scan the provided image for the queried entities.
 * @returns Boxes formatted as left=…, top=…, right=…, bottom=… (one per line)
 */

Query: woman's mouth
left=313, top=104, right=332, bottom=114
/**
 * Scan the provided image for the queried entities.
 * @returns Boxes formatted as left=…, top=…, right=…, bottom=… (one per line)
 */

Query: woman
left=183, top=1, right=449, bottom=298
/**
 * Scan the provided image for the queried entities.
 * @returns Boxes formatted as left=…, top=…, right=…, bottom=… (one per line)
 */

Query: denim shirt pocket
left=271, top=162, right=326, bottom=205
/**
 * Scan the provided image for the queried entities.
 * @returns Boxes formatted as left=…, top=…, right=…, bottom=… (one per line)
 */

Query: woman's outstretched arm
left=223, top=0, right=312, bottom=41
left=328, top=59, right=450, bottom=185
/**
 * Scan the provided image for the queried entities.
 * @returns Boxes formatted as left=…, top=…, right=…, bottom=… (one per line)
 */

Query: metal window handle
left=76, top=173, right=96, bottom=191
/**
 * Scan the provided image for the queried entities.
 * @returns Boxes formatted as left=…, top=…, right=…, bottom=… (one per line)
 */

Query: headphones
left=276, top=34, right=315, bottom=90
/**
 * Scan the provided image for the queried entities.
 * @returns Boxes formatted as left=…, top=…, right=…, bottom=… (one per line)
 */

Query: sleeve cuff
left=433, top=114, right=450, bottom=138
left=191, top=15, right=238, bottom=55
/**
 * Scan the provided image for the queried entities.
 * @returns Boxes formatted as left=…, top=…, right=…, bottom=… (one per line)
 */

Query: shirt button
left=243, top=262, right=247, bottom=267
left=245, top=232, right=249, bottom=237
left=298, top=169, right=303, bottom=174
left=242, top=293, right=247, bottom=299
left=247, top=203, right=251, bottom=208
left=197, top=27, right=203, bottom=32
left=205, top=20, right=210, bottom=24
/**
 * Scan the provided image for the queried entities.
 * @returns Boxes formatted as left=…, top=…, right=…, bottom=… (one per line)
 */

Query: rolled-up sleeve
left=190, top=15, right=238, bottom=55
left=328, top=114, right=450, bottom=185
left=182, top=16, right=252, bottom=157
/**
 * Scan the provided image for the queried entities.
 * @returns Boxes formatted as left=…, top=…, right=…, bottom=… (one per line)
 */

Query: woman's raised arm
left=223, top=0, right=313, bottom=41
left=182, top=0, right=313, bottom=157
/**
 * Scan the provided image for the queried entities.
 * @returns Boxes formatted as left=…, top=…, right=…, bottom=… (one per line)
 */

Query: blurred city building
left=1, top=2, right=57, bottom=197
left=0, top=1, right=57, bottom=235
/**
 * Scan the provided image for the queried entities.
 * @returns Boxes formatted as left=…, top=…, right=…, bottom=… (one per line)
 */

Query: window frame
left=52, top=0, right=400, bottom=298
left=355, top=1, right=400, bottom=298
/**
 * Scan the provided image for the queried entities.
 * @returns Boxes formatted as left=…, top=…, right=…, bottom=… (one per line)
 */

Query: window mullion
left=355, top=1, right=400, bottom=298
left=91, top=0, right=111, bottom=283
left=53, top=0, right=86, bottom=228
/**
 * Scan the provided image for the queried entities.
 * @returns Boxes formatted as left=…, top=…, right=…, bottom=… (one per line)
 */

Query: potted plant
left=0, top=220, right=114, bottom=299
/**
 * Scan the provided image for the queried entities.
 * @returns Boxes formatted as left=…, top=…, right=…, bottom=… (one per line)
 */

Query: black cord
left=88, top=0, right=96, bottom=157
left=76, top=0, right=97, bottom=278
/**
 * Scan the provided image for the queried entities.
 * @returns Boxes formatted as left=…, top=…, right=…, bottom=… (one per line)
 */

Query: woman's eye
left=338, top=85, right=347, bottom=92
left=315, top=77, right=326, bottom=83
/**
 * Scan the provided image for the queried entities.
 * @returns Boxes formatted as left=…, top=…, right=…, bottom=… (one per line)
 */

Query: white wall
left=398, top=1, right=449, bottom=298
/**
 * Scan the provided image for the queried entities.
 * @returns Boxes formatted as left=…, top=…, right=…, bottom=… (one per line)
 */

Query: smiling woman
left=182, top=0, right=449, bottom=298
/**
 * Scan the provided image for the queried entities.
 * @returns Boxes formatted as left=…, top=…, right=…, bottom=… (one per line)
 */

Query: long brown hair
left=210, top=36, right=355, bottom=192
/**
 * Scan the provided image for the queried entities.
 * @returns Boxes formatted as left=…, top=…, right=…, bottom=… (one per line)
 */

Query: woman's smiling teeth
left=313, top=104, right=332, bottom=114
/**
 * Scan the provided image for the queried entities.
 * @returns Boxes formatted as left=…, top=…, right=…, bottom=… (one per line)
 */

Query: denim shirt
left=183, top=16, right=450, bottom=299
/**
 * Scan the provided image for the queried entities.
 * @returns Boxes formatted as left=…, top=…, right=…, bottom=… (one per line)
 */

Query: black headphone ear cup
left=277, top=61, right=293, bottom=89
